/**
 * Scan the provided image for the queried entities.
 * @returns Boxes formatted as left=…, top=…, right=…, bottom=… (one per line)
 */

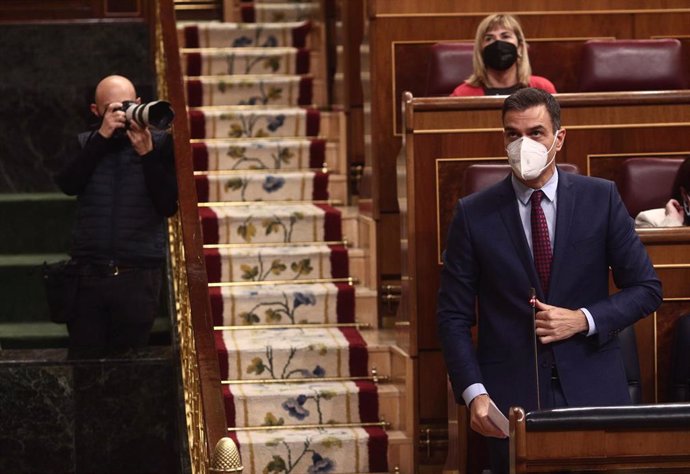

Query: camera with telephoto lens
left=119, top=100, right=175, bottom=130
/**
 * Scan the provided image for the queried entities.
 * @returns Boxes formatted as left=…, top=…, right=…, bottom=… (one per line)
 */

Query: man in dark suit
left=436, top=88, right=662, bottom=473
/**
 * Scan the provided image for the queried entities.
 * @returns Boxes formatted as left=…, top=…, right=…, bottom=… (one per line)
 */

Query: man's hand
left=98, top=102, right=126, bottom=138
left=127, top=121, right=153, bottom=156
left=534, top=299, right=588, bottom=344
left=469, top=394, right=507, bottom=438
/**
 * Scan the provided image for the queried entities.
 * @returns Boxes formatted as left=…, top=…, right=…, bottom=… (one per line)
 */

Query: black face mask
left=482, top=40, right=518, bottom=71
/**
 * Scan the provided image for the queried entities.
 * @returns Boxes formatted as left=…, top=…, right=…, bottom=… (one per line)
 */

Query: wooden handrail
left=156, top=0, right=227, bottom=469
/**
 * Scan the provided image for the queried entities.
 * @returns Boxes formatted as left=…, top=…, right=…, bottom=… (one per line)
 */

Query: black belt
left=72, top=262, right=142, bottom=277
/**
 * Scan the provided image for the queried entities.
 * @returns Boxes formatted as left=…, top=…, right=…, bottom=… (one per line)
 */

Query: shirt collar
left=511, top=168, right=559, bottom=205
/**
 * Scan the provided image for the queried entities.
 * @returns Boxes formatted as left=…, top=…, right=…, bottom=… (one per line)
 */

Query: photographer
left=56, top=75, right=177, bottom=355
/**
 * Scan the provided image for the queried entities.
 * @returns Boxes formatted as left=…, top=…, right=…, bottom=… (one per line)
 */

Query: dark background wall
left=0, top=21, right=154, bottom=192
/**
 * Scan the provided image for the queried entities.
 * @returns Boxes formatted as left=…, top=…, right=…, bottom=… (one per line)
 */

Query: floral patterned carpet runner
left=216, top=327, right=368, bottom=381
left=204, top=244, right=349, bottom=283
left=225, top=380, right=379, bottom=427
left=195, top=170, right=329, bottom=202
left=182, top=47, right=310, bottom=76
left=188, top=107, right=321, bottom=139
left=180, top=3, right=388, bottom=471
left=208, top=282, right=355, bottom=326
left=231, top=427, right=388, bottom=474
left=240, top=2, right=321, bottom=23
left=192, top=138, right=327, bottom=171
left=186, top=75, right=313, bottom=107
left=182, top=21, right=312, bottom=49
left=199, top=203, right=341, bottom=244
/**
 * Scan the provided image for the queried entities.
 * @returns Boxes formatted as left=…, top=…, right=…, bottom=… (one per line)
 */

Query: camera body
left=119, top=100, right=175, bottom=130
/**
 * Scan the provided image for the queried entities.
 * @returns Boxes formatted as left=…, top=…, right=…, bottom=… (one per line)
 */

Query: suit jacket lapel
left=550, top=169, right=576, bottom=302
left=496, top=176, right=541, bottom=293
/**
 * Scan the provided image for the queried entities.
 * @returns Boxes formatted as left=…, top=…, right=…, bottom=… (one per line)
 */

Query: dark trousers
left=488, top=372, right=568, bottom=474
left=67, top=266, right=162, bottom=356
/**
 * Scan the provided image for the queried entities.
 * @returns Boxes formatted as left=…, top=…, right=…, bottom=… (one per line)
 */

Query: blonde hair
left=466, top=14, right=532, bottom=88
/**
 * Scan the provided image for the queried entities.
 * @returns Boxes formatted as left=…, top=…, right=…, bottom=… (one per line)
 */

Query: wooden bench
left=510, top=404, right=690, bottom=473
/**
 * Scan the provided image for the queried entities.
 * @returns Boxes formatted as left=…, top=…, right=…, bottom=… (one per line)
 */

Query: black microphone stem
left=531, top=287, right=541, bottom=410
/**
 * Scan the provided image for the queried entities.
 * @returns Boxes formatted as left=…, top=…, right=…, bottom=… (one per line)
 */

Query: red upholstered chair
left=424, top=42, right=474, bottom=96
left=462, top=163, right=579, bottom=196
left=616, top=157, right=684, bottom=217
left=578, top=39, right=688, bottom=92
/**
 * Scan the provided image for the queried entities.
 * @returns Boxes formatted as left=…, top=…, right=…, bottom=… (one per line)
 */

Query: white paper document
left=488, top=399, right=510, bottom=437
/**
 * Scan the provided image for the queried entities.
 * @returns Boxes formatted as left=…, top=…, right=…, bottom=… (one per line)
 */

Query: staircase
left=175, top=0, right=411, bottom=472
left=0, top=193, right=74, bottom=348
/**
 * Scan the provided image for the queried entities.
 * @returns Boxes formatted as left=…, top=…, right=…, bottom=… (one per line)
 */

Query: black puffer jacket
left=57, top=129, right=177, bottom=266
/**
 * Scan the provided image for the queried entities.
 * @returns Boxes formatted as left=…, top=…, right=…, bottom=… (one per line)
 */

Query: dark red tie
left=531, top=190, right=552, bottom=296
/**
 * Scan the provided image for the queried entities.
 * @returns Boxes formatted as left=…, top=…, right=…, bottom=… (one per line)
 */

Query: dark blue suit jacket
left=437, top=170, right=662, bottom=414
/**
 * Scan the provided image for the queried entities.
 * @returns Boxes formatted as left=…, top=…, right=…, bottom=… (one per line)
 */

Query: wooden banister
left=156, top=0, right=227, bottom=469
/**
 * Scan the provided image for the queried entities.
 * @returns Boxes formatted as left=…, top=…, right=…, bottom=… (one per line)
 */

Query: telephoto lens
left=122, top=100, right=175, bottom=130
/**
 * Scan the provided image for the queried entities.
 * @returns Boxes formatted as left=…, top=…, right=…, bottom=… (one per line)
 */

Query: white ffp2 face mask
left=506, top=132, right=560, bottom=181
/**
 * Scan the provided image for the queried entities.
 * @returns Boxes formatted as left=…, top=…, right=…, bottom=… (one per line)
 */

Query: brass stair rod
left=221, top=374, right=389, bottom=385
left=193, top=170, right=330, bottom=176
left=214, top=322, right=372, bottom=330
left=204, top=238, right=349, bottom=249
left=208, top=277, right=357, bottom=287
left=198, top=199, right=343, bottom=207
left=227, top=420, right=389, bottom=432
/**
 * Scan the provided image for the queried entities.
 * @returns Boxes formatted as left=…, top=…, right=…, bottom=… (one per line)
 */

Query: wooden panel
left=0, top=0, right=94, bottom=20
left=368, top=9, right=690, bottom=215
left=637, top=230, right=690, bottom=403
left=370, top=0, right=690, bottom=15
left=104, top=0, right=141, bottom=16
left=418, top=350, right=448, bottom=421
left=0, top=0, right=149, bottom=21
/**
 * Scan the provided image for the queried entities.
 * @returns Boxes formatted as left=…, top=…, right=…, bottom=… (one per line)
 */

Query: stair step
left=216, top=326, right=369, bottom=381
left=340, top=205, right=361, bottom=248
left=0, top=253, right=66, bottom=323
left=0, top=193, right=75, bottom=254
left=240, top=2, right=320, bottom=23
left=199, top=202, right=342, bottom=245
left=179, top=21, right=313, bottom=49
left=387, top=430, right=414, bottom=473
left=195, top=171, right=347, bottom=204
left=204, top=243, right=349, bottom=283
left=208, top=283, right=378, bottom=328
left=0, top=317, right=171, bottom=349
left=0, top=321, right=68, bottom=348
left=181, top=47, right=311, bottom=76
left=231, top=426, right=389, bottom=473
left=185, top=75, right=314, bottom=107
left=362, top=330, right=397, bottom=383
left=188, top=107, right=343, bottom=141
left=204, top=245, right=370, bottom=287
left=210, top=281, right=352, bottom=326
left=225, top=380, right=382, bottom=428
left=191, top=137, right=344, bottom=173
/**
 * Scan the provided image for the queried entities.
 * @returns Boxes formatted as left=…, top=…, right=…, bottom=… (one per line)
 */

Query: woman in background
left=451, top=13, right=556, bottom=96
